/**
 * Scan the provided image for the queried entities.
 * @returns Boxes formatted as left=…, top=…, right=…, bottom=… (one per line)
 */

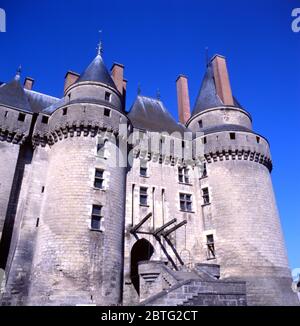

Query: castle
left=0, top=42, right=298, bottom=306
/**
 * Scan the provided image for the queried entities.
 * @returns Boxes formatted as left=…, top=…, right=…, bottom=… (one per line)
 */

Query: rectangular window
left=4, top=111, right=8, bottom=118
left=18, top=113, right=26, bottom=122
left=104, top=108, right=111, bottom=117
left=63, top=107, right=68, bottom=116
left=230, top=133, right=236, bottom=140
left=105, top=92, right=111, bottom=102
left=94, top=169, right=104, bottom=189
left=179, top=193, right=192, bottom=212
left=201, top=163, right=207, bottom=178
left=256, top=136, right=260, bottom=144
left=178, top=167, right=190, bottom=184
left=140, top=187, right=148, bottom=206
left=41, top=115, right=49, bottom=124
left=206, top=234, right=216, bottom=259
left=202, top=188, right=210, bottom=205
left=91, top=205, right=102, bottom=230
left=198, top=120, right=203, bottom=128
left=202, top=137, right=207, bottom=144
left=140, top=167, right=147, bottom=177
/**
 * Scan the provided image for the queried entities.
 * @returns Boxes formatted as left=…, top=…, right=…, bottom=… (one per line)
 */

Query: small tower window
left=94, top=169, right=104, bottom=189
left=41, top=116, right=49, bottom=124
left=202, top=137, right=207, bottom=144
left=140, top=187, right=148, bottom=206
left=104, top=108, right=111, bottom=117
left=18, top=113, right=26, bottom=122
left=198, top=120, right=203, bottom=128
left=206, top=234, right=216, bottom=259
left=105, top=92, right=111, bottom=102
left=256, top=136, right=260, bottom=144
left=179, top=193, right=192, bottom=212
left=140, top=161, right=148, bottom=177
left=91, top=205, right=103, bottom=231
left=202, top=188, right=210, bottom=205
left=230, top=133, right=236, bottom=140
left=200, top=163, right=208, bottom=178
left=63, top=107, right=68, bottom=116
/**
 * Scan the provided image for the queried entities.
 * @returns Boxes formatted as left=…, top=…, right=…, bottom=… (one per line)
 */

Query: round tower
left=187, top=55, right=298, bottom=306
left=29, top=46, right=129, bottom=305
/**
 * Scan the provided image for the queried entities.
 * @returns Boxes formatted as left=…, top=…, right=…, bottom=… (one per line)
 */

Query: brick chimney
left=211, top=55, right=234, bottom=106
left=24, top=77, right=34, bottom=90
left=64, top=71, right=80, bottom=94
left=176, top=75, right=191, bottom=125
left=111, top=63, right=124, bottom=95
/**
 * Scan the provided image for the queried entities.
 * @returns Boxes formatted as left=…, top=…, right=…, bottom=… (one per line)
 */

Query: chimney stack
left=111, top=63, right=125, bottom=95
left=24, top=77, right=34, bottom=90
left=64, top=71, right=80, bottom=94
left=211, top=55, right=234, bottom=106
left=176, top=75, right=191, bottom=125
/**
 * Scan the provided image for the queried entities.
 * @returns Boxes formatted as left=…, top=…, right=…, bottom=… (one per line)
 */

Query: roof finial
left=15, top=65, right=21, bottom=81
left=205, top=47, right=209, bottom=67
left=156, top=88, right=161, bottom=100
left=137, top=82, right=141, bottom=95
left=97, top=30, right=103, bottom=56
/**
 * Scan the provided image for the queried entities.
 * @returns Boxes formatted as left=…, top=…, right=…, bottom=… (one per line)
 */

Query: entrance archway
left=130, top=239, right=154, bottom=294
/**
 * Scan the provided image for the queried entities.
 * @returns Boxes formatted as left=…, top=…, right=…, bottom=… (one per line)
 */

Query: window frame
left=202, top=187, right=210, bottom=205
left=179, top=193, right=193, bottom=212
left=94, top=168, right=104, bottom=189
left=104, top=108, right=111, bottom=117
left=91, top=204, right=103, bottom=231
left=105, top=92, right=111, bottom=102
left=178, top=167, right=190, bottom=184
left=139, top=186, right=148, bottom=206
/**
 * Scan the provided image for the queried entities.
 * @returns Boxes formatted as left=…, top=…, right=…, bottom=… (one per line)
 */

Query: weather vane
left=156, top=88, right=161, bottom=100
left=97, top=30, right=103, bottom=55
left=137, top=82, right=141, bottom=95
left=15, top=65, right=21, bottom=81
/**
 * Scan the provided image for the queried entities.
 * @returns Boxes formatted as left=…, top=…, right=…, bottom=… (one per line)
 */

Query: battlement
left=0, top=105, right=33, bottom=144
left=32, top=103, right=128, bottom=147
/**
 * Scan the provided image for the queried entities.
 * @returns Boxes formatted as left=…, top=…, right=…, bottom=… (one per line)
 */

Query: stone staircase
left=138, top=262, right=247, bottom=306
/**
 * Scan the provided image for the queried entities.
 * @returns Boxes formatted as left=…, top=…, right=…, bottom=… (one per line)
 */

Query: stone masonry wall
left=28, top=126, right=126, bottom=305
left=207, top=159, right=298, bottom=305
left=0, top=142, right=20, bottom=242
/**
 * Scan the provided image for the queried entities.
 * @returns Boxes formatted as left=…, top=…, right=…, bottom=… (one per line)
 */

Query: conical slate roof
left=192, top=61, right=244, bottom=117
left=0, top=74, right=31, bottom=112
left=76, top=54, right=117, bottom=90
left=128, top=95, right=188, bottom=135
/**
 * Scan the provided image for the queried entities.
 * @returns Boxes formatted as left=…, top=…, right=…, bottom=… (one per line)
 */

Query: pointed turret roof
left=192, top=58, right=244, bottom=117
left=128, top=95, right=188, bottom=135
left=76, top=54, right=117, bottom=90
left=0, top=68, right=32, bottom=112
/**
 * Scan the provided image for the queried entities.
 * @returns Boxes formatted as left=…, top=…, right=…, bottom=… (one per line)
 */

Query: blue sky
left=0, top=0, right=299, bottom=269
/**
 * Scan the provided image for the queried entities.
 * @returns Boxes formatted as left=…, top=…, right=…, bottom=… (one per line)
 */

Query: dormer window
left=105, top=92, right=111, bottom=102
